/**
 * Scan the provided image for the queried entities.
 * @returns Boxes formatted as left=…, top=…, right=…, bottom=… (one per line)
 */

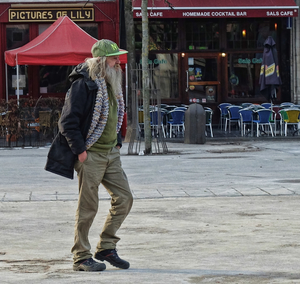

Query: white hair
left=85, top=57, right=122, bottom=98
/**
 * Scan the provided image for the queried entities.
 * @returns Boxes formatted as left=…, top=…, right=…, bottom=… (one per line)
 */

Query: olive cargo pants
left=72, top=147, right=133, bottom=264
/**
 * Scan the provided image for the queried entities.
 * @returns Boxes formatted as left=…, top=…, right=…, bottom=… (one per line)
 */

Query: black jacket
left=45, top=63, right=122, bottom=179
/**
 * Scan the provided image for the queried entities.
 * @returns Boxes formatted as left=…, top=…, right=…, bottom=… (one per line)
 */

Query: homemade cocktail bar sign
left=132, top=0, right=299, bottom=18
left=134, top=9, right=298, bottom=18
left=133, top=8, right=298, bottom=18
left=9, top=8, right=94, bottom=22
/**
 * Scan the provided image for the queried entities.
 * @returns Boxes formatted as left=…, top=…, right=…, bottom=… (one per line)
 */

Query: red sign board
left=132, top=0, right=299, bottom=18
left=133, top=9, right=298, bottom=18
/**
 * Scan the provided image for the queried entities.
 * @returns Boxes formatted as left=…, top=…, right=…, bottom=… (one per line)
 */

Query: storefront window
left=39, top=23, right=98, bottom=38
left=78, top=23, right=98, bottom=39
left=135, top=19, right=178, bottom=50
left=38, top=23, right=97, bottom=94
left=186, top=20, right=219, bottom=50
left=39, top=65, right=73, bottom=94
left=227, top=53, right=263, bottom=99
left=6, top=24, right=30, bottom=97
left=136, top=53, right=178, bottom=99
left=226, top=20, right=278, bottom=49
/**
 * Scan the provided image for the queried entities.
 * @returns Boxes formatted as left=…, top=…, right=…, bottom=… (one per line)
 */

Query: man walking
left=45, top=39, right=133, bottom=272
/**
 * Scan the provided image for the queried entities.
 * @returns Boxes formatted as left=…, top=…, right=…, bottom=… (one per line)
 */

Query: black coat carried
left=45, top=63, right=98, bottom=179
left=45, top=63, right=124, bottom=179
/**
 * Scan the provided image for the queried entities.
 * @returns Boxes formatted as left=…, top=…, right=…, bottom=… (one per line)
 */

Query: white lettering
left=281, top=11, right=293, bottom=16
left=150, top=12, right=163, bottom=17
left=211, top=11, right=236, bottom=17
left=266, top=11, right=279, bottom=16
left=237, top=11, right=247, bottom=16
left=182, top=11, right=211, bottom=17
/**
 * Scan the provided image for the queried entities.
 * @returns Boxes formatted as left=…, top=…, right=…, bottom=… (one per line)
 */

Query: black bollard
left=184, top=103, right=206, bottom=144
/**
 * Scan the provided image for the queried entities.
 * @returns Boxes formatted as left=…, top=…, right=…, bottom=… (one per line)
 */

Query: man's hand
left=78, top=151, right=87, bottom=163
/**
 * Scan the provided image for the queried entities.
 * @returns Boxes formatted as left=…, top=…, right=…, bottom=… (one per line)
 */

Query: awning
left=133, top=0, right=298, bottom=18
left=5, top=16, right=127, bottom=66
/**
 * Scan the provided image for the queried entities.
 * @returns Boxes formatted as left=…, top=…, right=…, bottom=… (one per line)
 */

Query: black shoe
left=73, top=257, right=106, bottom=271
left=94, top=249, right=130, bottom=269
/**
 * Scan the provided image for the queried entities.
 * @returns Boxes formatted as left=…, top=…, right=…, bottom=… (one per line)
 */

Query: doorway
left=183, top=53, right=221, bottom=105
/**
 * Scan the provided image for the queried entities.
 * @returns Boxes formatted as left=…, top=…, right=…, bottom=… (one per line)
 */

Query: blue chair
left=252, top=109, right=275, bottom=137
left=225, top=105, right=242, bottom=132
left=163, top=105, right=177, bottom=112
left=218, top=103, right=231, bottom=130
left=241, top=103, right=253, bottom=108
left=261, top=103, right=272, bottom=109
left=239, top=108, right=253, bottom=136
left=280, top=102, right=295, bottom=108
left=167, top=110, right=185, bottom=138
left=174, top=107, right=187, bottom=111
left=150, top=110, right=166, bottom=138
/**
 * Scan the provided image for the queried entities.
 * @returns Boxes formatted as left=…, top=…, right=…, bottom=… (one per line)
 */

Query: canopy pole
left=5, top=63, right=8, bottom=103
left=125, top=63, right=128, bottom=109
left=16, top=64, right=19, bottom=106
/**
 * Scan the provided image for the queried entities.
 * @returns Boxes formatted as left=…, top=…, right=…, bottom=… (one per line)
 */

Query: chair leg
left=285, top=124, right=287, bottom=136
left=161, top=124, right=166, bottom=138
left=270, top=123, right=274, bottom=137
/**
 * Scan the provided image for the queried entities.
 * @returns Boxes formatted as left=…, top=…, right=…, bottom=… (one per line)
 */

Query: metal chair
left=241, top=102, right=253, bottom=108
left=205, top=107, right=213, bottom=137
left=167, top=109, right=185, bottom=138
left=280, top=102, right=295, bottom=108
left=174, top=107, right=187, bottom=111
left=239, top=108, right=253, bottom=136
left=218, top=103, right=231, bottom=130
left=150, top=110, right=166, bottom=138
left=252, top=109, right=275, bottom=137
left=261, top=103, right=272, bottom=109
left=279, top=108, right=300, bottom=136
left=163, top=105, right=177, bottom=112
left=224, top=105, right=242, bottom=133
left=270, top=105, right=282, bottom=135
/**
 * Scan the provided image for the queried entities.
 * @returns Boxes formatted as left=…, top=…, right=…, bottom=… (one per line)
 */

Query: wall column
left=291, top=0, right=300, bottom=103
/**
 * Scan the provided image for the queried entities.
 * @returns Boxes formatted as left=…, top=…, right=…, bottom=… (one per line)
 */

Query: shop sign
left=139, top=58, right=167, bottom=65
left=238, top=58, right=263, bottom=64
left=134, top=9, right=298, bottom=18
left=9, top=8, right=94, bottom=22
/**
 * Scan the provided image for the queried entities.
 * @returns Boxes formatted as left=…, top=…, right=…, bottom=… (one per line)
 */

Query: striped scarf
left=85, top=76, right=125, bottom=150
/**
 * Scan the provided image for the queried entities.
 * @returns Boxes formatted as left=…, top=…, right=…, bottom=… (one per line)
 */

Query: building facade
left=1, top=0, right=299, bottom=115
left=0, top=0, right=119, bottom=101
left=131, top=0, right=299, bottom=113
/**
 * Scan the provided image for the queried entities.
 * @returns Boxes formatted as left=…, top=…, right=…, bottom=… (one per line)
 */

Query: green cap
left=91, top=39, right=128, bottom=57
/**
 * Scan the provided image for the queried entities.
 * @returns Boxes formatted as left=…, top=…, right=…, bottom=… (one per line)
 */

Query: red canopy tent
left=4, top=16, right=127, bottom=103
left=5, top=16, right=127, bottom=66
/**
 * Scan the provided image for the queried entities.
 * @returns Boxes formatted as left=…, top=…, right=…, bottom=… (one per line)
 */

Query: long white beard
left=105, top=65, right=122, bottom=97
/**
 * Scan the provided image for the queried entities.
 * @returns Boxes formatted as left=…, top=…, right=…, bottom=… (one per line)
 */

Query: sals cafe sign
left=133, top=8, right=298, bottom=18
left=9, top=8, right=94, bottom=22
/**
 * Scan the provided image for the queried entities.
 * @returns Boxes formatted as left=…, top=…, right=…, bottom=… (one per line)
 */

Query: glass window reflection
left=226, top=20, right=278, bottom=50
left=227, top=53, right=263, bottom=98
left=6, top=24, right=30, bottom=97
